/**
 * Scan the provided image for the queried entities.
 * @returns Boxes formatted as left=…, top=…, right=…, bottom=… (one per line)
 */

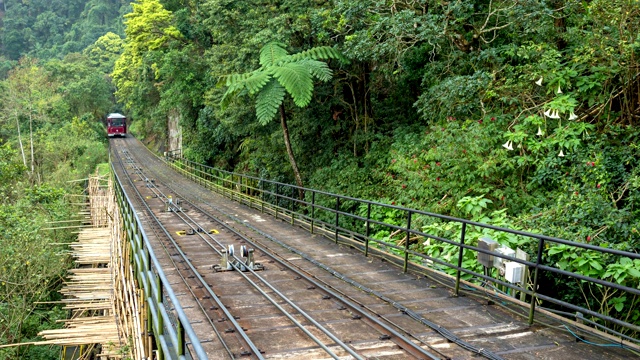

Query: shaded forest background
left=0, top=0, right=639, bottom=358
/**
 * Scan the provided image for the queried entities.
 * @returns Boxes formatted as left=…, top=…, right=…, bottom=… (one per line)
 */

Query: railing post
left=403, top=211, right=412, bottom=273
left=310, top=191, right=316, bottom=234
left=365, top=203, right=371, bottom=257
left=529, top=238, right=545, bottom=324
left=291, top=186, right=295, bottom=225
left=177, top=321, right=185, bottom=356
left=260, top=181, right=265, bottom=213
left=155, top=276, right=164, bottom=359
left=335, top=197, right=340, bottom=244
left=275, top=183, right=280, bottom=219
left=455, top=222, right=467, bottom=296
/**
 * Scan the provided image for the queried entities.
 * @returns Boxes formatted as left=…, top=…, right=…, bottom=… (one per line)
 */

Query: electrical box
left=493, top=246, right=516, bottom=269
left=504, top=261, right=525, bottom=283
left=477, top=237, right=498, bottom=268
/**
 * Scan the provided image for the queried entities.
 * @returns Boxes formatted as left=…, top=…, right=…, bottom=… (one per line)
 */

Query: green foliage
left=221, top=42, right=343, bottom=124
left=111, top=0, right=640, bottom=337
left=0, top=0, right=132, bottom=60
left=0, top=187, right=74, bottom=359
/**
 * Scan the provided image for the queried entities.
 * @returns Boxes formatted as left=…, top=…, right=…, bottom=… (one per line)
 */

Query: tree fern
left=299, top=59, right=333, bottom=82
left=271, top=63, right=313, bottom=107
left=220, top=40, right=344, bottom=193
left=255, top=79, right=285, bottom=125
left=285, top=46, right=345, bottom=63
left=259, top=42, right=289, bottom=67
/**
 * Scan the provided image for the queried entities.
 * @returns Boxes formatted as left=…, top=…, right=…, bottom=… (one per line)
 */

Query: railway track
left=113, top=142, right=462, bottom=359
left=110, top=136, right=594, bottom=360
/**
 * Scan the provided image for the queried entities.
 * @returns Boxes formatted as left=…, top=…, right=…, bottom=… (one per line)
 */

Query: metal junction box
left=505, top=261, right=525, bottom=283
left=493, top=246, right=516, bottom=269
left=477, top=237, right=498, bottom=268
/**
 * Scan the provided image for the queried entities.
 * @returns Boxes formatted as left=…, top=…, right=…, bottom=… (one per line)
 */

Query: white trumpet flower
left=557, top=85, right=562, bottom=94
left=550, top=110, right=561, bottom=119
left=502, top=140, right=514, bottom=151
left=569, top=111, right=578, bottom=120
left=558, top=149, right=565, bottom=157
left=544, top=109, right=552, bottom=118
left=535, top=77, right=543, bottom=86
left=536, top=126, right=544, bottom=136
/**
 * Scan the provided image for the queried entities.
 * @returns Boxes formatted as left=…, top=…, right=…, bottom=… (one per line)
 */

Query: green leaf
left=259, top=42, right=289, bottom=67
left=300, top=59, right=333, bottom=82
left=589, top=260, right=602, bottom=271
left=615, top=302, right=624, bottom=312
left=272, top=63, right=313, bottom=107
left=255, top=79, right=285, bottom=125
left=628, top=268, right=640, bottom=278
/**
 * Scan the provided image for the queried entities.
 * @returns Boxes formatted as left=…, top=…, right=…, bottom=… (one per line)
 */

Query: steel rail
left=153, top=176, right=443, bottom=360
left=110, top=147, right=208, bottom=360
left=168, top=153, right=640, bottom=338
left=115, top=149, right=239, bottom=359
left=124, top=151, right=361, bottom=360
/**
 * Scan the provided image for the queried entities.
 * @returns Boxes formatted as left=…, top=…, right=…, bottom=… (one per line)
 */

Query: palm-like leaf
left=220, top=73, right=251, bottom=108
left=285, top=46, right=345, bottom=63
left=271, top=63, right=313, bottom=107
left=260, top=42, right=289, bottom=67
left=243, top=71, right=272, bottom=95
left=299, top=59, right=333, bottom=82
left=222, top=41, right=344, bottom=121
left=255, top=79, right=286, bottom=125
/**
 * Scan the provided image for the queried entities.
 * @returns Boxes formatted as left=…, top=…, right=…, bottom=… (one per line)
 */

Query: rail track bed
left=110, top=136, right=632, bottom=360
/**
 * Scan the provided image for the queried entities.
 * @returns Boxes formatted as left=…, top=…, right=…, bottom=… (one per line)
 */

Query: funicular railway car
left=107, top=113, right=127, bottom=137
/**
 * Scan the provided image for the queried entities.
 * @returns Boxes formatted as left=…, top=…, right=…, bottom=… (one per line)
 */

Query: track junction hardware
left=213, top=245, right=264, bottom=272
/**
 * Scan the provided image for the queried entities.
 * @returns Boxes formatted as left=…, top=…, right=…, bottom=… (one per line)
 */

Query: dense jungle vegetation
left=111, top=0, right=640, bottom=338
left=0, top=1, right=130, bottom=358
left=1, top=0, right=639, bottom=357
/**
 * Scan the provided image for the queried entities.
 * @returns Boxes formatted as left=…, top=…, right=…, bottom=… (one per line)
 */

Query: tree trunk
left=279, top=104, right=304, bottom=199
left=15, top=115, right=27, bottom=167
left=29, top=110, right=35, bottom=177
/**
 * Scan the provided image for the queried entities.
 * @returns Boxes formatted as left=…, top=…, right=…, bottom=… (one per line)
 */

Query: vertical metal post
left=155, top=276, right=164, bottom=360
left=291, top=187, right=295, bottom=225
left=177, top=322, right=185, bottom=356
left=335, top=197, right=340, bottom=244
left=365, top=203, right=371, bottom=257
left=310, top=191, right=316, bottom=234
left=260, top=181, right=265, bottom=213
left=249, top=178, right=254, bottom=209
left=455, top=222, right=467, bottom=296
left=275, top=184, right=280, bottom=219
left=403, top=211, right=412, bottom=273
left=528, top=238, right=545, bottom=324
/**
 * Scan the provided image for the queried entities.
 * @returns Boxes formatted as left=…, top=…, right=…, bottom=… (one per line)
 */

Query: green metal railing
left=164, top=150, right=640, bottom=346
left=112, top=162, right=208, bottom=360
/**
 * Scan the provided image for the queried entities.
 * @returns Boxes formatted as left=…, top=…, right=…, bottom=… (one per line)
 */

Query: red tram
left=107, top=113, right=127, bottom=137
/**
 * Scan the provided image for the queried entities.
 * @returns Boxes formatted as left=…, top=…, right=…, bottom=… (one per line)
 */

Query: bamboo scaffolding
left=35, top=173, right=147, bottom=359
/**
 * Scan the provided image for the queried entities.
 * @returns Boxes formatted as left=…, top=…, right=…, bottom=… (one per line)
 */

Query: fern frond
left=299, top=59, right=333, bottom=82
left=220, top=73, right=250, bottom=109
left=255, top=79, right=286, bottom=125
left=284, top=46, right=345, bottom=63
left=225, top=73, right=252, bottom=87
left=243, top=71, right=271, bottom=95
left=220, top=85, right=245, bottom=109
left=271, top=63, right=313, bottom=107
left=260, top=42, right=289, bottom=67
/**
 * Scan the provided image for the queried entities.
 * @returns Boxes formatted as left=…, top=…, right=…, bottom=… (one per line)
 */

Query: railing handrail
left=173, top=156, right=639, bottom=258
left=166, top=152, right=640, bottom=344
left=112, top=160, right=208, bottom=360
